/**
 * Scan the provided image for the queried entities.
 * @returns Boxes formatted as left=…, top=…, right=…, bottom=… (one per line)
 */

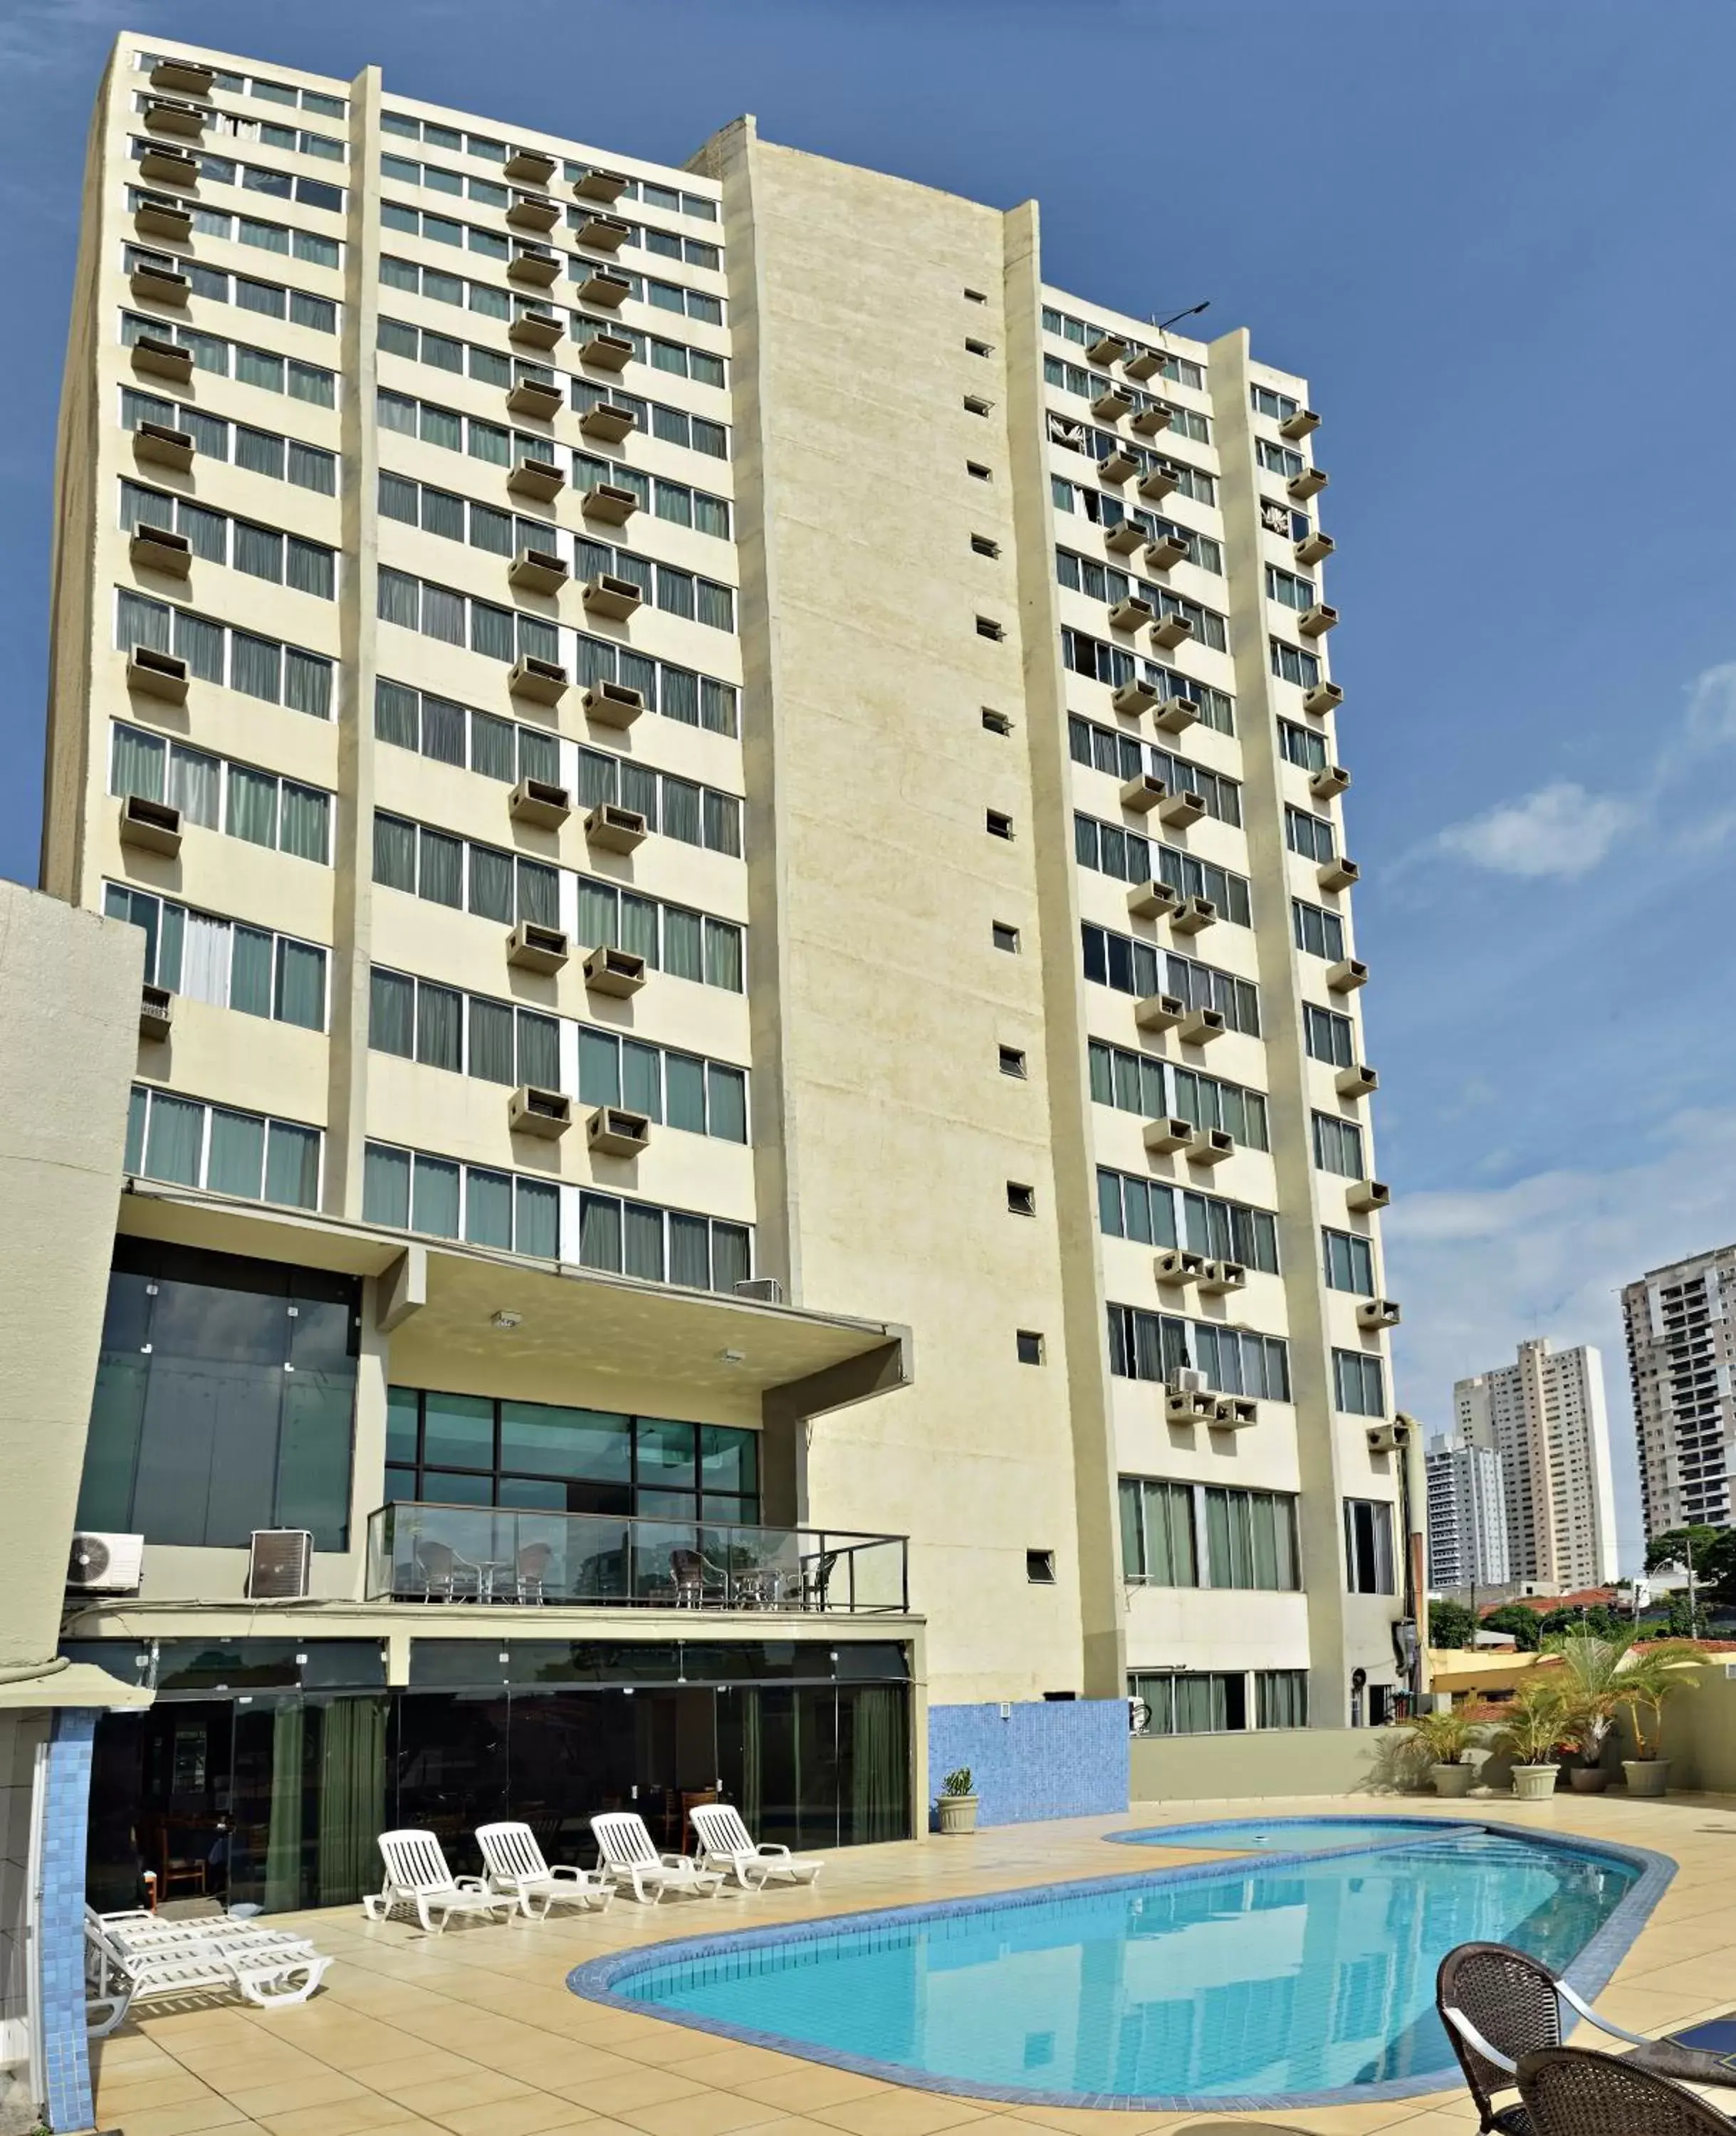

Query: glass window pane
left=464, top=1166, right=513, bottom=1248
left=412, top=1154, right=460, bottom=1237
left=264, top=1122, right=320, bottom=1208
left=363, top=1143, right=410, bottom=1227
left=206, top=1109, right=265, bottom=1198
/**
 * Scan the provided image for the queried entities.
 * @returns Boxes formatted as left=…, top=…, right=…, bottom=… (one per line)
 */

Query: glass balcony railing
left=365, top=1502, right=909, bottom=1615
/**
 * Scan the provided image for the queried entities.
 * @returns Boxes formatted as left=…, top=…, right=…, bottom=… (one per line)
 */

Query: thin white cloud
left=1435, top=780, right=1632, bottom=879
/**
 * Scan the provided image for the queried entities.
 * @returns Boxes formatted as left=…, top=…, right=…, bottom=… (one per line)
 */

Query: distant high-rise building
left=1453, top=1338, right=1618, bottom=1588
left=1425, top=1431, right=1510, bottom=1591
left=1623, top=1246, right=1736, bottom=1539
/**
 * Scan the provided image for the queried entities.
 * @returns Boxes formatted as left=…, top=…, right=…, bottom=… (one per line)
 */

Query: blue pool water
left=1122, top=1816, right=1463, bottom=1852
left=587, top=1829, right=1651, bottom=2108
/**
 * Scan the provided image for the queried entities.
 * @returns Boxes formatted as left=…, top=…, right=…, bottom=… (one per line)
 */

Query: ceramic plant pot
left=1568, top=1764, right=1610, bottom=1794
left=1511, top=1764, right=1560, bottom=1801
left=1623, top=1759, right=1670, bottom=1797
left=1431, top=1763, right=1475, bottom=1798
left=936, top=1794, right=979, bottom=1834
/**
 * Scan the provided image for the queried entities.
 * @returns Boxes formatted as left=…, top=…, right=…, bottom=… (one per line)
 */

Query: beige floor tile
left=433, top=2094, right=602, bottom=2136
left=731, top=2070, right=894, bottom=2113
left=220, top=2071, right=380, bottom=2117
left=254, top=2095, right=446, bottom=2136
left=385, top=2066, right=556, bottom=2115
left=106, top=2101, right=261, bottom=2136
left=676, top=2045, right=831, bottom=2087
left=346, top=2050, right=496, bottom=2090
left=610, top=2091, right=795, bottom=2136
left=809, top=2095, right=992, bottom=2136
left=555, top=2067, right=713, bottom=2115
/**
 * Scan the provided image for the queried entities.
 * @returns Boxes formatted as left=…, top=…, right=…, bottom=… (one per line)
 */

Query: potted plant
left=936, top=1766, right=978, bottom=1834
left=1543, top=1631, right=1700, bottom=1794
left=1614, top=1640, right=1701, bottom=1796
left=1402, top=1706, right=1487, bottom=1797
left=1489, top=1675, right=1569, bottom=1801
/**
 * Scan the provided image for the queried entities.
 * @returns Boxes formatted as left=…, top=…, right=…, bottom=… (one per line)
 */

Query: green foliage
left=1537, top=1604, right=1631, bottom=1640
left=1656, top=1591, right=1698, bottom=1638
left=1542, top=1630, right=1703, bottom=1761
left=1428, top=1599, right=1476, bottom=1650
left=1645, top=1524, right=1722, bottom=1576
left=1480, top=1603, right=1544, bottom=1650
left=1404, top=1705, right=1489, bottom=1766
left=1488, top=1674, right=1571, bottom=1764
left=940, top=1766, right=974, bottom=1797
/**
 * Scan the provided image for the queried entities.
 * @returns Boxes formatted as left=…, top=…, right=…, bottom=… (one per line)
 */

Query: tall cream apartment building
left=1453, top=1338, right=1619, bottom=1591
left=1624, top=1245, right=1736, bottom=1538
left=28, top=30, right=1411, bottom=1955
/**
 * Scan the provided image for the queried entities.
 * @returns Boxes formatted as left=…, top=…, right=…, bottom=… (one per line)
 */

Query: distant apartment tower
left=1425, top=1431, right=1510, bottom=1591
left=1453, top=1338, right=1618, bottom=1588
left=1623, top=1245, right=1736, bottom=1538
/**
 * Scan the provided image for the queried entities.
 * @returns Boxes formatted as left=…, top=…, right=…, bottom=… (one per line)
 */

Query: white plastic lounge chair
left=83, top=1906, right=330, bottom=2035
left=362, top=1828, right=516, bottom=1933
left=476, top=1821, right=613, bottom=1919
left=590, top=1811, right=725, bottom=1903
left=689, top=1802, right=824, bottom=1890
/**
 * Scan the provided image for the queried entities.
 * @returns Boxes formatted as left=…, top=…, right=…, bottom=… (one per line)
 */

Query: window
left=1204, top=1487, right=1300, bottom=1590
left=992, top=922, right=1020, bottom=953
left=569, top=628, right=739, bottom=739
left=570, top=376, right=730, bottom=461
left=578, top=1026, right=748, bottom=1143
left=377, top=566, right=557, bottom=666
left=1285, top=806, right=1336, bottom=863
left=1323, top=1228, right=1376, bottom=1295
left=1025, top=1549, right=1056, bottom=1584
left=1130, top=1672, right=1246, bottom=1737
left=966, top=461, right=992, bottom=481
left=570, top=444, right=732, bottom=538
left=1255, top=1671, right=1309, bottom=1729
left=122, top=246, right=338, bottom=333
left=1106, top=1303, right=1290, bottom=1401
left=375, top=679, right=559, bottom=787
left=1292, top=899, right=1346, bottom=962
left=1118, top=1478, right=1197, bottom=1586
left=1170, top=1067, right=1268, bottom=1151
left=1257, top=438, right=1305, bottom=480
left=1016, top=1330, right=1045, bottom=1366
left=1270, top=637, right=1322, bottom=690
left=1252, top=384, right=1300, bottom=422
left=109, top=721, right=331, bottom=863
left=120, top=313, right=335, bottom=407
left=123, top=1087, right=321, bottom=1210
left=575, top=747, right=743, bottom=859
left=1344, top=1497, right=1396, bottom=1593
left=1279, top=718, right=1328, bottom=774
left=117, top=587, right=336, bottom=715
left=120, top=481, right=336, bottom=595
left=1312, top=1111, right=1365, bottom=1178
left=1265, top=565, right=1316, bottom=612
left=1007, top=1182, right=1036, bottom=1217
left=976, top=616, right=1005, bottom=642
left=370, top=968, right=558, bottom=1091
left=1068, top=716, right=1241, bottom=824
left=986, top=810, right=1014, bottom=841
left=1304, top=1004, right=1356, bottom=1068
left=1074, top=815, right=1253, bottom=925
left=1334, top=1350, right=1386, bottom=1419
left=998, top=1045, right=1027, bottom=1078
left=1060, top=629, right=1235, bottom=734
left=105, top=885, right=325, bottom=1030
left=1097, top=1167, right=1278, bottom=1274
left=1082, top=925, right=1261, bottom=1036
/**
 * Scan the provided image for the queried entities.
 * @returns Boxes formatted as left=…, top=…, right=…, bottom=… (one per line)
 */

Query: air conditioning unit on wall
left=66, top=1532, right=144, bottom=1593
left=249, top=1529, right=313, bottom=1599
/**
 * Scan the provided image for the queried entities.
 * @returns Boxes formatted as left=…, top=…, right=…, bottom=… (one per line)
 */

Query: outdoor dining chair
left=1517, top=2046, right=1736, bottom=2136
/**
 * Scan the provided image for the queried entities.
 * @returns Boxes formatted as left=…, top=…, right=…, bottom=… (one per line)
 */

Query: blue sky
left=4, top=0, right=1733, bottom=1567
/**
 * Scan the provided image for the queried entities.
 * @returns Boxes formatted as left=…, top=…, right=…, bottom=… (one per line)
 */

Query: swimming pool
left=1117, top=1815, right=1468, bottom=1853
left=570, top=1823, right=1670, bottom=2111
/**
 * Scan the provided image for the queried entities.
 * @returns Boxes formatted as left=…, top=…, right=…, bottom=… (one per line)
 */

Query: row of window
left=1257, top=437, right=1310, bottom=482
left=375, top=110, right=720, bottom=223
left=1045, top=412, right=1218, bottom=506
left=1107, top=1303, right=1291, bottom=1402
left=1292, top=899, right=1347, bottom=963
left=378, top=249, right=723, bottom=329
left=1270, top=637, right=1325, bottom=691
left=105, top=884, right=325, bottom=1031
left=1081, top=923, right=1261, bottom=1036
left=126, top=137, right=345, bottom=212
left=571, top=632, right=740, bottom=738
left=142, top=93, right=345, bottom=162
left=120, top=312, right=335, bottom=407
left=1250, top=383, right=1304, bottom=424
left=1285, top=805, right=1338, bottom=864
left=1087, top=1040, right=1269, bottom=1150
left=117, top=589, right=333, bottom=718
left=1130, top=1669, right=1309, bottom=1737
left=1119, top=1476, right=1298, bottom=1591
left=571, top=316, right=726, bottom=389
left=382, top=307, right=726, bottom=394
left=1067, top=716, right=1241, bottom=827
left=1304, top=1003, right=1358, bottom=1069
left=1314, top=1111, right=1366, bottom=1178
left=574, top=748, right=742, bottom=857
left=1040, top=305, right=1205, bottom=389
left=120, top=387, right=337, bottom=493
left=1279, top=718, right=1330, bottom=774
left=1323, top=1227, right=1376, bottom=1296
left=133, top=51, right=349, bottom=118
left=1097, top=1166, right=1280, bottom=1274
left=1051, top=483, right=1222, bottom=573
left=1055, top=549, right=1229, bottom=652
left=1074, top=814, right=1252, bottom=926
left=377, top=564, right=554, bottom=666
left=125, top=244, right=338, bottom=334
left=1266, top=563, right=1319, bottom=612
left=380, top=187, right=721, bottom=278
left=571, top=378, right=729, bottom=461
left=126, top=1083, right=321, bottom=1209
left=574, top=535, right=734, bottom=632
left=371, top=677, right=537, bottom=787
left=120, top=481, right=335, bottom=600
left=572, top=451, right=731, bottom=541
left=1042, top=355, right=1211, bottom=443
left=126, top=187, right=342, bottom=269
left=110, top=723, right=332, bottom=864
left=1060, top=629, right=1234, bottom=734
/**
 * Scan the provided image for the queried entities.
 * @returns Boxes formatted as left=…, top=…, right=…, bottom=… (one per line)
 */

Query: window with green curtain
left=662, top=778, right=701, bottom=845
left=464, top=1166, right=513, bottom=1248
left=704, top=918, right=743, bottom=992
left=620, top=762, right=657, bottom=822
left=168, top=745, right=222, bottom=829
left=516, top=1011, right=558, bottom=1091
left=229, top=926, right=274, bottom=1017
left=363, top=1143, right=410, bottom=1227
left=578, top=1027, right=619, bottom=1106
left=579, top=1192, right=622, bottom=1272
left=668, top=1210, right=710, bottom=1289
left=707, top=1065, right=746, bottom=1143
left=711, top=1224, right=749, bottom=1293
left=411, top=1154, right=460, bottom=1237
left=575, top=749, right=615, bottom=810
left=227, top=765, right=279, bottom=848
left=623, top=1201, right=664, bottom=1281
left=577, top=879, right=617, bottom=947
left=1118, top=1481, right=1145, bottom=1580
left=622, top=1040, right=661, bottom=1120
left=1124, top=1479, right=1197, bottom=1586
left=143, top=1092, right=204, bottom=1185
left=375, top=679, right=418, bottom=748
left=467, top=998, right=515, bottom=1084
left=118, top=589, right=172, bottom=656
left=173, top=610, right=225, bottom=685
left=414, top=982, right=462, bottom=1072
left=1255, top=1670, right=1307, bottom=1729
left=516, top=860, right=558, bottom=928
left=110, top=723, right=165, bottom=801
left=704, top=791, right=741, bottom=857
left=125, top=1088, right=147, bottom=1173
left=468, top=843, right=513, bottom=923
left=470, top=711, right=514, bottom=781
left=665, top=1053, right=705, bottom=1134
left=1204, top=1487, right=1299, bottom=1591
left=662, top=905, right=701, bottom=981
left=266, top=1122, right=320, bottom=1207
left=517, top=726, right=558, bottom=786
left=419, top=827, right=462, bottom=907
left=516, top=1179, right=559, bottom=1258
left=620, top=893, right=659, bottom=966
left=206, top=1108, right=266, bottom=1198
left=373, top=812, right=416, bottom=891
left=285, top=650, right=332, bottom=720
left=370, top=969, right=414, bottom=1056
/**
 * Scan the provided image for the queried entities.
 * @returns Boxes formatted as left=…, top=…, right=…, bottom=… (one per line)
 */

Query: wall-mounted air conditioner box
left=1143, top=533, right=1188, bottom=570
left=508, top=547, right=569, bottom=596
left=130, top=334, right=194, bottom=385
left=249, top=1529, right=312, bottom=1599
left=138, top=983, right=173, bottom=1040
left=143, top=95, right=211, bottom=137
left=587, top=1106, right=651, bottom=1158
left=582, top=680, right=645, bottom=728
left=129, top=261, right=189, bottom=308
left=1143, top=1116, right=1193, bottom=1155
left=1157, top=790, right=1206, bottom=830
left=506, top=191, right=562, bottom=233
left=1088, top=333, right=1131, bottom=366
left=507, top=245, right=561, bottom=288
left=1151, top=614, right=1193, bottom=650
left=129, top=523, right=191, bottom=579
left=735, top=1276, right=784, bottom=1304
left=1223, top=1397, right=1260, bottom=1428
left=1298, top=603, right=1339, bottom=639
left=1317, top=856, right=1360, bottom=893
left=1104, top=520, right=1145, bottom=556
left=1098, top=446, right=1139, bottom=485
left=1177, top=1007, right=1225, bottom=1045
left=1155, top=1249, right=1206, bottom=1289
left=1303, top=681, right=1344, bottom=716
left=1124, top=349, right=1161, bottom=381
left=507, top=654, right=569, bottom=705
left=1327, top=958, right=1369, bottom=995
left=118, top=794, right=182, bottom=856
left=133, top=420, right=194, bottom=470
left=1119, top=772, right=1166, bottom=814
left=508, top=778, right=572, bottom=829
left=585, top=803, right=648, bottom=854
left=1309, top=763, right=1351, bottom=801
left=139, top=141, right=200, bottom=187
left=503, top=145, right=559, bottom=185
left=1366, top=1422, right=1403, bottom=1453
left=126, top=644, right=189, bottom=702
left=1197, top=1260, right=1247, bottom=1295
left=583, top=573, right=643, bottom=621
left=1337, top=1062, right=1379, bottom=1099
left=508, top=455, right=565, bottom=501
left=1171, top=894, right=1217, bottom=934
left=509, top=1085, right=572, bottom=1138
left=1186, top=1128, right=1235, bottom=1166
left=1280, top=407, right=1321, bottom=441
left=576, top=211, right=632, bottom=252
left=1134, top=991, right=1186, bottom=1033
left=508, top=920, right=571, bottom=973
left=1127, top=880, right=1182, bottom=921
left=1130, top=405, right=1173, bottom=439
left=580, top=483, right=639, bottom=525
left=133, top=193, right=192, bottom=243
left=1136, top=466, right=1178, bottom=503
left=1357, top=1298, right=1402, bottom=1330
left=509, top=306, right=565, bottom=350
left=1152, top=695, right=1199, bottom=734
left=1092, top=387, right=1134, bottom=422
left=1111, top=676, right=1159, bottom=716
left=583, top=944, right=647, bottom=997
left=1295, top=529, right=1335, bottom=567
left=1347, top=1178, right=1391, bottom=1214
left=1108, top=596, right=1154, bottom=635
left=577, top=266, right=633, bottom=307
left=506, top=377, right=563, bottom=420
left=66, top=1532, right=144, bottom=1594
left=1166, top=1388, right=1218, bottom=1426
left=150, top=58, right=215, bottom=95
left=573, top=166, right=630, bottom=202
left=579, top=402, right=637, bottom=445
left=579, top=333, right=635, bottom=373
left=1287, top=466, right=1329, bottom=501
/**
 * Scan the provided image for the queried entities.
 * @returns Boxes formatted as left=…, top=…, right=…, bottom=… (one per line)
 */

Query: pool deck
left=90, top=1792, right=1736, bottom=2136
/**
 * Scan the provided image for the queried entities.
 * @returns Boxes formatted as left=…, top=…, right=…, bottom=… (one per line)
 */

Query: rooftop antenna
left=1152, top=301, right=1210, bottom=335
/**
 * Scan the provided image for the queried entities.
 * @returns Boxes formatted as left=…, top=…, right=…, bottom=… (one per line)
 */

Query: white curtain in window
left=179, top=911, right=231, bottom=1006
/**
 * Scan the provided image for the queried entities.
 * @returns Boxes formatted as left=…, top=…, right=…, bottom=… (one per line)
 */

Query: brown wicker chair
left=1517, top=2046, right=1736, bottom=2136
left=1438, top=1944, right=1736, bottom=2136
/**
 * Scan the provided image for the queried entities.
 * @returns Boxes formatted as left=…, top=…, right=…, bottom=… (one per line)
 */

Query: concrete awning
left=0, top=1661, right=154, bottom=1711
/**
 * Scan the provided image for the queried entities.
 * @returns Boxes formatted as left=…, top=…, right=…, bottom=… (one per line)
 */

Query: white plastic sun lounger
left=590, top=1811, right=725, bottom=1904
left=362, top=1828, right=517, bottom=1933
left=476, top=1821, right=613, bottom=1920
left=689, top=1802, right=824, bottom=1890
left=83, top=1906, right=330, bottom=2036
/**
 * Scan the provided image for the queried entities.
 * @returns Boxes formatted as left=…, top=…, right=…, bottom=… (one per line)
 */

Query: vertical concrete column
left=36, top=1710, right=97, bottom=2135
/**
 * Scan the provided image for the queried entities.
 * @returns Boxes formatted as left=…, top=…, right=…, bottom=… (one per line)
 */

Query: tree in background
left=1428, top=1599, right=1475, bottom=1649
left=1538, top=1604, right=1631, bottom=1640
left=1480, top=1603, right=1544, bottom=1650
left=1643, top=1524, right=1736, bottom=1616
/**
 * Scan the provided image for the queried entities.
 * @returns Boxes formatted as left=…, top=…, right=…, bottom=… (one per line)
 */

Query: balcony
left=365, top=1502, right=909, bottom=1615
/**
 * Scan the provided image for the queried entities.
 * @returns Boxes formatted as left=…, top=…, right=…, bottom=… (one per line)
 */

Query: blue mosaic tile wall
left=41, top=1709, right=96, bottom=2134
left=928, top=1698, right=1129, bottom=1827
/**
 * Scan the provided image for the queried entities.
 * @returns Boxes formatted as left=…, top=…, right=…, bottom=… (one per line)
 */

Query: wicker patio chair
left=1517, top=2046, right=1736, bottom=2136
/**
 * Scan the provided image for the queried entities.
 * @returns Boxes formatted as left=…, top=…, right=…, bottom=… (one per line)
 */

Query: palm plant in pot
left=1612, top=1639, right=1701, bottom=1796
left=1402, top=1705, right=1488, bottom=1797
left=1545, top=1631, right=1700, bottom=1794
left=936, top=1766, right=978, bottom=1834
left=1489, top=1673, right=1569, bottom=1801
